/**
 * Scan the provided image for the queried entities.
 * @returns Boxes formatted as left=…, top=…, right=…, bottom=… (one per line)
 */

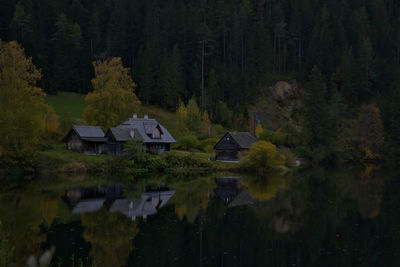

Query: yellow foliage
left=240, top=175, right=286, bottom=201
left=202, top=111, right=211, bottom=136
left=0, top=41, right=47, bottom=151
left=44, top=107, right=59, bottom=137
left=81, top=207, right=139, bottom=267
left=356, top=104, right=384, bottom=160
left=83, top=57, right=140, bottom=129
left=255, top=124, right=263, bottom=138
left=42, top=197, right=58, bottom=227
left=176, top=100, right=188, bottom=135
left=241, top=141, right=286, bottom=170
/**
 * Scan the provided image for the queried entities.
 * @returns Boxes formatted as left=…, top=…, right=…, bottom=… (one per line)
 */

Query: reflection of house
left=114, top=114, right=176, bottom=154
left=110, top=191, right=175, bottom=221
left=214, top=177, right=254, bottom=208
left=64, top=185, right=124, bottom=214
left=214, top=132, right=257, bottom=161
left=63, top=184, right=174, bottom=220
left=62, top=126, right=107, bottom=155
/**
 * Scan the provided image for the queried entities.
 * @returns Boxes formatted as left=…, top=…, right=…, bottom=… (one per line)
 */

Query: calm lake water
left=1, top=165, right=399, bottom=267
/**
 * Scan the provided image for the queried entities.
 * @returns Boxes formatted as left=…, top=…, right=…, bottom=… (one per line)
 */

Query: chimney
left=144, top=114, right=148, bottom=119
left=133, top=113, right=137, bottom=119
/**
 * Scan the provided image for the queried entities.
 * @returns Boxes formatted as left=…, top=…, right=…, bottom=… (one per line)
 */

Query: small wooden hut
left=62, top=125, right=107, bottom=155
left=214, top=132, right=257, bottom=161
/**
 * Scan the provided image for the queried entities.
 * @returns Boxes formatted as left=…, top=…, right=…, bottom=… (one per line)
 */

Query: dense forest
left=2, top=0, right=400, bottom=163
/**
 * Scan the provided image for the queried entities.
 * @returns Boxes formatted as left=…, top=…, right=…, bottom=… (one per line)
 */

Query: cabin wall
left=145, top=143, right=170, bottom=153
left=107, top=142, right=124, bottom=155
left=66, top=132, right=84, bottom=152
left=82, top=141, right=105, bottom=155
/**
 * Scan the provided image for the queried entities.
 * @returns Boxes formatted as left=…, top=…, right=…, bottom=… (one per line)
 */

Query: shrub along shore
left=31, top=144, right=240, bottom=176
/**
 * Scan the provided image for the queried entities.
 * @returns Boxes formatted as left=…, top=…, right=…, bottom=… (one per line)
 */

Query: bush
left=198, top=137, right=219, bottom=152
left=241, top=141, right=285, bottom=172
left=259, top=127, right=302, bottom=147
left=173, top=135, right=200, bottom=151
left=204, top=145, right=214, bottom=153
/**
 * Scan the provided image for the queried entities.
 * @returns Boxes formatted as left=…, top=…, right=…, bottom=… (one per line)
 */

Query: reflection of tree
left=240, top=174, right=286, bottom=201
left=81, top=207, right=139, bottom=267
left=355, top=164, right=383, bottom=219
left=42, top=197, right=58, bottom=227
left=0, top=192, right=46, bottom=265
left=170, top=178, right=215, bottom=223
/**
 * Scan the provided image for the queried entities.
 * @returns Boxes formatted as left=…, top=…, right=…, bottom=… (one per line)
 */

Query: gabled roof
left=106, top=127, right=142, bottom=142
left=63, top=125, right=106, bottom=142
left=229, top=132, right=257, bottom=149
left=118, top=117, right=176, bottom=144
left=214, top=132, right=257, bottom=149
left=73, top=125, right=105, bottom=138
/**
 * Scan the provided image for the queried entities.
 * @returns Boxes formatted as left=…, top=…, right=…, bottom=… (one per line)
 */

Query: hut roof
left=73, top=125, right=105, bottom=138
left=229, top=132, right=257, bottom=149
left=107, top=127, right=142, bottom=142
left=118, top=117, right=176, bottom=144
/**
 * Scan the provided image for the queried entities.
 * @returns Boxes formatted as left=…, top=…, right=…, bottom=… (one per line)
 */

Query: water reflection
left=214, top=177, right=254, bottom=207
left=64, top=185, right=175, bottom=221
left=0, top=165, right=397, bottom=267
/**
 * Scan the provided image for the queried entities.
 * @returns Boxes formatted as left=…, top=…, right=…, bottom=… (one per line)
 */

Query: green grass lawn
left=45, top=92, right=86, bottom=119
left=45, top=92, right=180, bottom=132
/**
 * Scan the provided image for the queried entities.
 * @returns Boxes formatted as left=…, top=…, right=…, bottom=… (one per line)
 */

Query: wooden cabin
left=62, top=125, right=107, bottom=155
left=105, top=127, right=137, bottom=155
left=106, top=114, right=176, bottom=155
left=214, top=132, right=257, bottom=161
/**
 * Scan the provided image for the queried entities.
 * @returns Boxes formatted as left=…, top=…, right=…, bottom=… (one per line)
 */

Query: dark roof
left=229, top=132, right=257, bottom=149
left=228, top=191, right=254, bottom=208
left=73, top=125, right=105, bottom=138
left=107, top=127, right=142, bottom=142
left=118, top=117, right=176, bottom=144
left=63, top=125, right=106, bottom=142
left=214, top=132, right=257, bottom=150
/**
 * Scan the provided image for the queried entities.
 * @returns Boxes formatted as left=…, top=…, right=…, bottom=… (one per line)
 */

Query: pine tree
left=304, top=65, right=331, bottom=149
left=161, top=44, right=185, bottom=109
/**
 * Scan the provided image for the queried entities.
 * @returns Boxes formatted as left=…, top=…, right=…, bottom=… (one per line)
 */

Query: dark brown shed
left=214, top=132, right=257, bottom=161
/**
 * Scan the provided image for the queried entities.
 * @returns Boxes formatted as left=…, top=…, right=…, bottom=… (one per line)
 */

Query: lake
left=1, top=164, right=399, bottom=266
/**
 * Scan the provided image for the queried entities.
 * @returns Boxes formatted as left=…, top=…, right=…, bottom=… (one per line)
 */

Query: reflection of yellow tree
left=170, top=178, right=215, bottom=223
left=81, top=207, right=139, bottom=267
left=240, top=175, right=286, bottom=201
left=42, top=197, right=58, bottom=227
left=355, top=164, right=384, bottom=219
left=0, top=193, right=46, bottom=265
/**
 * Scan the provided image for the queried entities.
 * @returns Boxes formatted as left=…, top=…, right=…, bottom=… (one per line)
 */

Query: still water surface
left=1, top=165, right=399, bottom=266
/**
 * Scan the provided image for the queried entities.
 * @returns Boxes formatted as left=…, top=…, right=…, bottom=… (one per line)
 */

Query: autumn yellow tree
left=176, top=100, right=188, bottom=135
left=83, top=57, right=140, bottom=129
left=355, top=104, right=384, bottom=160
left=255, top=124, right=263, bottom=138
left=44, top=107, right=59, bottom=138
left=202, top=111, right=211, bottom=136
left=0, top=41, right=47, bottom=151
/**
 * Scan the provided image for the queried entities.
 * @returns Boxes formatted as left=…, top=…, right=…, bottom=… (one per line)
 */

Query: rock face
left=252, top=80, right=304, bottom=131
left=270, top=81, right=296, bottom=101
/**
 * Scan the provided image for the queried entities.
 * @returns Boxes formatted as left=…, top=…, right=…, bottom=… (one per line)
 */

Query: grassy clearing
left=45, top=92, right=178, bottom=129
left=45, top=92, right=86, bottom=119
